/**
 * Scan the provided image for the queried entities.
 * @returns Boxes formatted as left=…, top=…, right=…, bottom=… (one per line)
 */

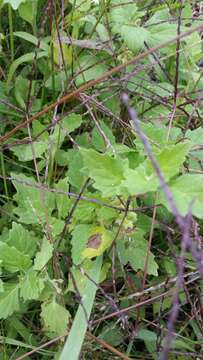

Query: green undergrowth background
left=0, top=0, right=203, bottom=359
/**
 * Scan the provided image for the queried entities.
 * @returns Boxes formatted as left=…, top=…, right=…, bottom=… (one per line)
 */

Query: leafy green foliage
left=81, top=148, right=128, bottom=196
left=1, top=0, right=203, bottom=358
left=11, top=173, right=55, bottom=224
left=117, top=228, right=158, bottom=276
left=41, top=300, right=70, bottom=337
left=0, top=284, right=20, bottom=319
left=20, top=270, right=45, bottom=300
left=33, top=238, right=53, bottom=271
left=159, top=174, right=203, bottom=218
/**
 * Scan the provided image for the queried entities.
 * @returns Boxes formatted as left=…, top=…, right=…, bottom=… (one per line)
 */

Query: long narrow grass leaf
left=60, top=256, right=102, bottom=360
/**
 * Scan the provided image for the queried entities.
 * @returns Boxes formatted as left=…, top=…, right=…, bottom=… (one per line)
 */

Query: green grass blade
left=60, top=256, right=103, bottom=360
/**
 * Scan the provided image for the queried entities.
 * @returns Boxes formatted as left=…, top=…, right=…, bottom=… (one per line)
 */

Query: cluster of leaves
left=1, top=0, right=203, bottom=358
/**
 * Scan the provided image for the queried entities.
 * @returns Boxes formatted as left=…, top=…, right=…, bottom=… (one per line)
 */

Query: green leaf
left=8, top=222, right=37, bottom=257
left=117, top=229, right=158, bottom=276
left=73, top=198, right=98, bottom=224
left=0, top=284, right=19, bottom=319
left=18, top=0, right=37, bottom=28
left=159, top=174, right=203, bottom=219
left=69, top=0, right=91, bottom=12
left=99, top=325, right=123, bottom=346
left=41, top=300, right=70, bottom=336
left=49, top=217, right=65, bottom=237
left=137, top=329, right=157, bottom=358
left=13, top=31, right=49, bottom=52
left=92, top=121, right=116, bottom=152
left=62, top=113, right=82, bottom=134
left=11, top=173, right=55, bottom=224
left=186, top=127, right=203, bottom=146
left=121, top=26, right=150, bottom=51
left=60, top=256, right=102, bottom=360
left=75, top=55, right=107, bottom=86
left=67, top=150, right=86, bottom=190
left=121, top=164, right=158, bottom=196
left=55, top=178, right=72, bottom=219
left=145, top=142, right=191, bottom=181
left=0, top=242, right=31, bottom=272
left=20, top=270, right=45, bottom=300
left=7, top=51, right=48, bottom=85
left=34, top=238, right=53, bottom=271
left=110, top=0, right=139, bottom=31
left=3, top=0, right=26, bottom=10
left=80, top=148, right=128, bottom=197
left=121, top=142, right=190, bottom=196
left=11, top=141, right=47, bottom=161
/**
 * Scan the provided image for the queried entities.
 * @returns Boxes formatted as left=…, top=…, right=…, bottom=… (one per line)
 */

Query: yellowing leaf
left=82, top=227, right=112, bottom=259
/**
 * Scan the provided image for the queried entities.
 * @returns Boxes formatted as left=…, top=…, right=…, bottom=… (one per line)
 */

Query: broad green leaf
left=73, top=199, right=98, bottom=224
left=99, top=325, right=123, bottom=347
left=13, top=32, right=49, bottom=51
left=69, top=0, right=91, bottom=12
left=11, top=141, right=47, bottom=161
left=60, top=256, right=102, bottom=360
left=81, top=148, right=128, bottom=197
left=0, top=284, right=19, bottom=319
left=75, top=55, right=107, bottom=86
left=137, top=329, right=157, bottom=358
left=7, top=51, right=48, bottom=85
left=8, top=222, right=37, bottom=257
left=18, top=0, right=37, bottom=28
left=55, top=149, right=69, bottom=166
left=121, top=164, right=158, bottom=196
left=159, top=174, right=203, bottom=219
left=41, top=300, right=70, bottom=336
left=34, top=238, right=53, bottom=271
left=14, top=75, right=29, bottom=109
left=82, top=226, right=113, bottom=259
left=186, top=127, right=203, bottom=146
left=110, top=0, right=139, bottom=31
left=67, top=150, right=86, bottom=189
left=135, top=122, right=181, bottom=148
left=92, top=121, right=116, bottom=152
left=145, top=142, right=191, bottom=181
left=61, top=113, right=82, bottom=134
left=121, top=26, right=150, bottom=51
left=55, top=178, right=72, bottom=219
left=3, top=0, right=25, bottom=9
left=11, top=173, right=55, bottom=224
left=121, top=142, right=190, bottom=196
left=20, top=270, right=45, bottom=300
left=49, top=217, right=65, bottom=237
left=117, top=229, right=158, bottom=276
left=0, top=242, right=31, bottom=272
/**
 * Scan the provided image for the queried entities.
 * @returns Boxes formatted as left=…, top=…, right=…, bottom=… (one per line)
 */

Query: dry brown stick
left=1, top=22, right=203, bottom=144
left=86, top=331, right=132, bottom=360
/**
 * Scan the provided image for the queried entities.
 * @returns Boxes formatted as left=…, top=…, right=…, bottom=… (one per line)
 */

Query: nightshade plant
left=0, top=0, right=203, bottom=359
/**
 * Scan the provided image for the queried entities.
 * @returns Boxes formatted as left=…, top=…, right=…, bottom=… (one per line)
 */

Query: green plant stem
left=8, top=4, right=14, bottom=62
left=0, top=150, right=8, bottom=199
